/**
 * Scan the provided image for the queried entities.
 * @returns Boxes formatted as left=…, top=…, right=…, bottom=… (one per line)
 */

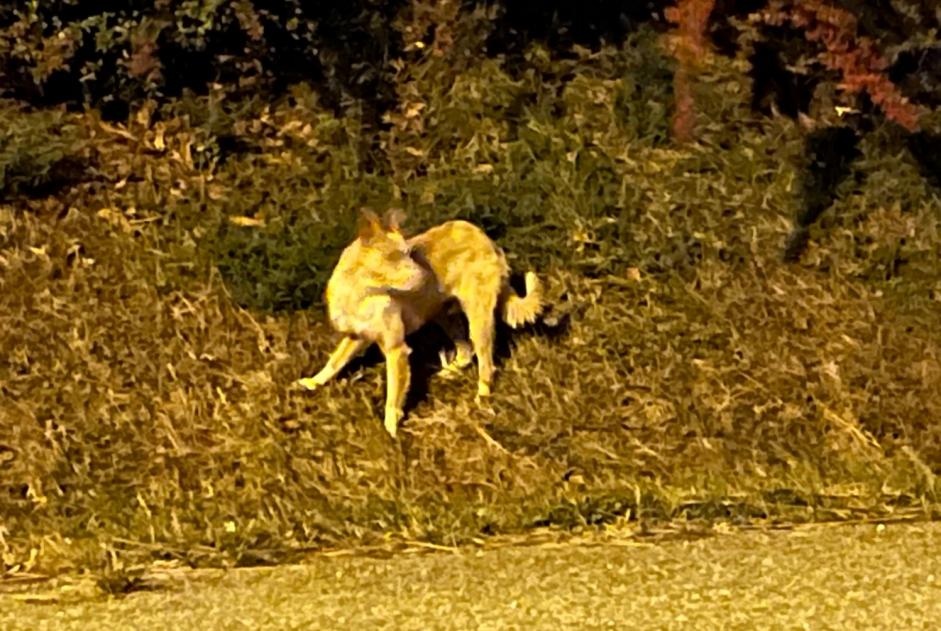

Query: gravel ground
left=3, top=522, right=940, bottom=630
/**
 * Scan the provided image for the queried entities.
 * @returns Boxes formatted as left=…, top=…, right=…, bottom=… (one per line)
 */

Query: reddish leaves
left=757, top=0, right=924, bottom=131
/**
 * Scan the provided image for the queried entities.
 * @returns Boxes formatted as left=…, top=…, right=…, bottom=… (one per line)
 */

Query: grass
left=1, top=27, right=940, bottom=577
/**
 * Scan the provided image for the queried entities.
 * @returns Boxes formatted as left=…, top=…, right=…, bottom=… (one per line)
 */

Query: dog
left=297, top=208, right=543, bottom=437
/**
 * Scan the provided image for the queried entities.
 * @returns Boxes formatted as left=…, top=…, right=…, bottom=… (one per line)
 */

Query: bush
left=0, top=0, right=407, bottom=122
left=0, top=102, right=88, bottom=198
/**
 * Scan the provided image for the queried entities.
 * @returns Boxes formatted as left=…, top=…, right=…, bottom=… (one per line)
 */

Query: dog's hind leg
left=434, top=309, right=474, bottom=378
left=464, top=298, right=498, bottom=401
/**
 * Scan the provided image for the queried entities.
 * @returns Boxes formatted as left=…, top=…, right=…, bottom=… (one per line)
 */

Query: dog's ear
left=357, top=208, right=382, bottom=240
left=383, top=207, right=407, bottom=233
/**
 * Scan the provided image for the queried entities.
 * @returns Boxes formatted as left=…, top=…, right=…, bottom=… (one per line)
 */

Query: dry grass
left=1, top=29, right=940, bottom=576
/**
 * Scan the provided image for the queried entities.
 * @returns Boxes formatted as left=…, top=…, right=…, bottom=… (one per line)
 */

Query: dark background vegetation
left=1, top=0, right=939, bottom=579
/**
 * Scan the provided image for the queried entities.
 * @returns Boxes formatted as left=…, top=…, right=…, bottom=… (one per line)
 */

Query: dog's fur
left=297, top=209, right=543, bottom=437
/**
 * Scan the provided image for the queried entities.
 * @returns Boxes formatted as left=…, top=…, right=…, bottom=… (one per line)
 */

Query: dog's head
left=354, top=208, right=428, bottom=293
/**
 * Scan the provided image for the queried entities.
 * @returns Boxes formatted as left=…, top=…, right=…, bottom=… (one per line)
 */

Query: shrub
left=0, top=101, right=88, bottom=198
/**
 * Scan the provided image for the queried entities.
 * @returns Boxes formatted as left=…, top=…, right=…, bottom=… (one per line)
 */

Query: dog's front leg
left=297, top=335, right=370, bottom=390
left=380, top=342, right=411, bottom=438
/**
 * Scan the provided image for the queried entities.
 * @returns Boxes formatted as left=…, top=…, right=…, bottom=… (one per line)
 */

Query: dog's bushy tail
left=500, top=271, right=543, bottom=328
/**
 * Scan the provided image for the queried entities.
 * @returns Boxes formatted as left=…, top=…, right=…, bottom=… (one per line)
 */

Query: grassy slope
left=1, top=30, right=940, bottom=574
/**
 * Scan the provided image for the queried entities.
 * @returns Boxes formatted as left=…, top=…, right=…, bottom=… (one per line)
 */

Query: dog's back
left=408, top=220, right=542, bottom=326
left=408, top=220, right=509, bottom=315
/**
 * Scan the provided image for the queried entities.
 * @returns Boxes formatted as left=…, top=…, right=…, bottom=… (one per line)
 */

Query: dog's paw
left=295, top=377, right=323, bottom=391
left=439, top=345, right=473, bottom=380
left=383, top=408, right=403, bottom=438
left=474, top=393, right=496, bottom=417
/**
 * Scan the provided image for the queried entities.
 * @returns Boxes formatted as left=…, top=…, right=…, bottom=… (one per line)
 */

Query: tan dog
left=297, top=209, right=543, bottom=437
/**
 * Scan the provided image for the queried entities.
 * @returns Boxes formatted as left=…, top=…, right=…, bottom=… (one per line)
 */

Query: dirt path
left=3, top=522, right=940, bottom=630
